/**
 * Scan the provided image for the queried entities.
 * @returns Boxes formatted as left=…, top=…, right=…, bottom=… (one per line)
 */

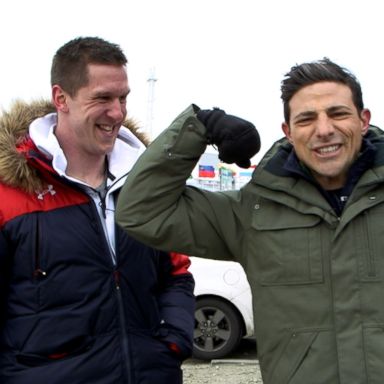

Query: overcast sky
left=1, top=0, right=383, bottom=162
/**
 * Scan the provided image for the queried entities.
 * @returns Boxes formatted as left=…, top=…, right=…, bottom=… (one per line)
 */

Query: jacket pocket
left=151, top=322, right=192, bottom=361
left=16, top=336, right=93, bottom=367
left=363, top=324, right=384, bottom=383
left=265, top=328, right=336, bottom=384
left=354, top=210, right=384, bottom=281
left=129, top=328, right=183, bottom=371
left=249, top=201, right=323, bottom=286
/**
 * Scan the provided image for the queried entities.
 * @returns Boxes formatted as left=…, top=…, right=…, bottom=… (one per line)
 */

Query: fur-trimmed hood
left=0, top=99, right=149, bottom=193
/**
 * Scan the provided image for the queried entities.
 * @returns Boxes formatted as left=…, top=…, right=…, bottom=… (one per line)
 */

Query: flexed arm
left=116, top=104, right=260, bottom=259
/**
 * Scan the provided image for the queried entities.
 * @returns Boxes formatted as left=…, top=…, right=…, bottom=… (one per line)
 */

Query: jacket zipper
left=33, top=214, right=47, bottom=280
left=114, top=270, right=132, bottom=384
left=91, top=193, right=132, bottom=383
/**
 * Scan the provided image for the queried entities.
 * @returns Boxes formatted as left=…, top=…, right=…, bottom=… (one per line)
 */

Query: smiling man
left=51, top=53, right=130, bottom=188
left=116, top=58, right=384, bottom=384
left=282, top=81, right=370, bottom=189
left=0, top=37, right=195, bottom=384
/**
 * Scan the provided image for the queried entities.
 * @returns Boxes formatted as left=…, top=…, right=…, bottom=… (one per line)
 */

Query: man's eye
left=331, top=112, right=349, bottom=119
left=94, top=95, right=110, bottom=103
left=296, top=118, right=312, bottom=125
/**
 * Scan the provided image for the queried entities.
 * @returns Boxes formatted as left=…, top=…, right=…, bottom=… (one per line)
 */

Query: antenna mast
left=146, top=67, right=157, bottom=139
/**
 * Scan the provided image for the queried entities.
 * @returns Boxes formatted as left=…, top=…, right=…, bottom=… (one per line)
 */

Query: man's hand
left=197, top=108, right=260, bottom=168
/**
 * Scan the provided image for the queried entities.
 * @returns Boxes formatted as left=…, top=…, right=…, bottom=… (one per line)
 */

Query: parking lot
left=182, top=339, right=263, bottom=384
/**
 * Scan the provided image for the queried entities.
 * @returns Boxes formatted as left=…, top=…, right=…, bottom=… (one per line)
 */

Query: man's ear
left=361, top=108, right=371, bottom=136
left=282, top=122, right=293, bottom=144
left=52, top=85, right=69, bottom=113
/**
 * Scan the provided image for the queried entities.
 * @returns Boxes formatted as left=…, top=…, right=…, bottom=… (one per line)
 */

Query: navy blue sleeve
left=157, top=252, right=195, bottom=359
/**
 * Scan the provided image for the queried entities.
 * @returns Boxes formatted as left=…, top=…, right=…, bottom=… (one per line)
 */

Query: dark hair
left=281, top=58, right=364, bottom=123
left=51, top=36, right=128, bottom=97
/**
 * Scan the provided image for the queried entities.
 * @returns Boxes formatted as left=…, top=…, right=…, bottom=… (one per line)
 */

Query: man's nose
left=315, top=115, right=335, bottom=137
left=107, top=99, right=125, bottom=121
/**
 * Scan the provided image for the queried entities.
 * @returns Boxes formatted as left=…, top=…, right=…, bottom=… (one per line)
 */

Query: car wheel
left=193, top=297, right=243, bottom=360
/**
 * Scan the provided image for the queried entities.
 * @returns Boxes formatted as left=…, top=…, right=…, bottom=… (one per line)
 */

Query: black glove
left=197, top=108, right=260, bottom=168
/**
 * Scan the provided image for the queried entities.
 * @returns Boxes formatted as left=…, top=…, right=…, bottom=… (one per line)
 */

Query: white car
left=189, top=256, right=254, bottom=360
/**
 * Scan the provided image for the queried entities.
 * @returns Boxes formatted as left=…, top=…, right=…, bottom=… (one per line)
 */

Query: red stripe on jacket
left=169, top=252, right=192, bottom=275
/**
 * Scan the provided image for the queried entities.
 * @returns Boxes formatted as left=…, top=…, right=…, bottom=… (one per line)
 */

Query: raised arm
left=116, top=104, right=260, bottom=260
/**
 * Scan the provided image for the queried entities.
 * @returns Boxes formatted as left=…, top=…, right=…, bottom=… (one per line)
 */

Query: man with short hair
left=0, top=36, right=195, bottom=384
left=116, top=58, right=384, bottom=384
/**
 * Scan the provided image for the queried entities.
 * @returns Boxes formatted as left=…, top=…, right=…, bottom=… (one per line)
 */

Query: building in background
left=188, top=152, right=255, bottom=191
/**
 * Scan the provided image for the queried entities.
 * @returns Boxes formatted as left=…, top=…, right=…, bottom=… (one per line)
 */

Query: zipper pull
left=99, top=197, right=107, bottom=219
left=33, top=269, right=47, bottom=279
left=114, top=270, right=120, bottom=288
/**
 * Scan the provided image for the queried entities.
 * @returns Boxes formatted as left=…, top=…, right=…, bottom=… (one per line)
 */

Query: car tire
left=193, top=297, right=243, bottom=360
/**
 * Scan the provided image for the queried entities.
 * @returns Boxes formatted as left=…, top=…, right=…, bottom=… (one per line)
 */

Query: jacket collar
left=29, top=112, right=146, bottom=190
left=283, top=138, right=377, bottom=215
left=252, top=125, right=384, bottom=216
left=0, top=99, right=148, bottom=193
left=283, top=137, right=377, bottom=192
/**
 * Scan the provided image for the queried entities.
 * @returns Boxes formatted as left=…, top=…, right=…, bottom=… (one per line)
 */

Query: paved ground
left=182, top=339, right=263, bottom=384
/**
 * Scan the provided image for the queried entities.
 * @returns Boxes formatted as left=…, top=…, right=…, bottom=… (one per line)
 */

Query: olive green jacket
left=116, top=105, right=384, bottom=384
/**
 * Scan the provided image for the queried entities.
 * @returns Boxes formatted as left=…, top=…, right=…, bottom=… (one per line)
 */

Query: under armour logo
left=36, top=185, right=56, bottom=200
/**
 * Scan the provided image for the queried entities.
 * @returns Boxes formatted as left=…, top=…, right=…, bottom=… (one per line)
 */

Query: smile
left=97, top=124, right=114, bottom=133
left=315, top=144, right=340, bottom=154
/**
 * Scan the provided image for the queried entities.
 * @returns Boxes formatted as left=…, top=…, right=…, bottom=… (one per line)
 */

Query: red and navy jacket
left=0, top=100, right=195, bottom=384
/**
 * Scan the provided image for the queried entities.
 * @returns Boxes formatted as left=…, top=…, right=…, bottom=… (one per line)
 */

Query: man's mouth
left=97, top=124, right=114, bottom=133
left=315, top=144, right=341, bottom=155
